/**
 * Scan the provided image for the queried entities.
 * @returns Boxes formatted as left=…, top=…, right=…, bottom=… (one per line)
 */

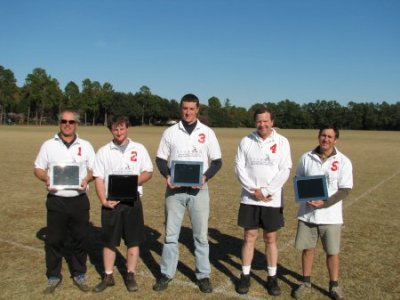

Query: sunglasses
left=60, top=119, right=76, bottom=125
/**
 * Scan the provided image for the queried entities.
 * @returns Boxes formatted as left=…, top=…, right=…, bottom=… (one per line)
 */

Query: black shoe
left=236, top=273, right=251, bottom=294
left=126, top=272, right=138, bottom=292
left=197, top=278, right=213, bottom=293
left=153, top=274, right=172, bottom=291
left=266, top=276, right=281, bottom=296
left=72, top=274, right=90, bottom=292
left=43, top=275, right=62, bottom=294
left=93, top=273, right=115, bottom=293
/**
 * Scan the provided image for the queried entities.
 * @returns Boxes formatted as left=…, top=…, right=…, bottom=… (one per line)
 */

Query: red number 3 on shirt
left=198, top=133, right=206, bottom=143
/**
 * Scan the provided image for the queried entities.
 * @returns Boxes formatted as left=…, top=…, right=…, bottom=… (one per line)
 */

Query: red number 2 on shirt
left=131, top=151, right=137, bottom=162
left=270, top=143, right=277, bottom=153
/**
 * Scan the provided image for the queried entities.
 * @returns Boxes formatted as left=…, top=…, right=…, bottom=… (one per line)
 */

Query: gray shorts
left=294, top=220, right=342, bottom=255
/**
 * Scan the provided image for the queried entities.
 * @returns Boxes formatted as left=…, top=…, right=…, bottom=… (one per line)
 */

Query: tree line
left=1, top=65, right=399, bottom=130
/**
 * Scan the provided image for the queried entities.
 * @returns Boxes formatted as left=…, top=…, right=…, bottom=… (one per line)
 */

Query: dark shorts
left=238, top=203, right=284, bottom=232
left=101, top=199, right=145, bottom=248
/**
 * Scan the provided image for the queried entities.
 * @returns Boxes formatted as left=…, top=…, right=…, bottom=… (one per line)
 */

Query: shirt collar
left=54, top=133, right=79, bottom=147
left=109, top=138, right=132, bottom=150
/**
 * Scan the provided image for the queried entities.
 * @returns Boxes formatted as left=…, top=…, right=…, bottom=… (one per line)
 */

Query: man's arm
left=34, top=168, right=48, bottom=183
left=155, top=157, right=169, bottom=178
left=203, top=158, right=222, bottom=181
left=323, top=188, right=351, bottom=208
left=139, top=171, right=153, bottom=185
left=95, top=177, right=119, bottom=209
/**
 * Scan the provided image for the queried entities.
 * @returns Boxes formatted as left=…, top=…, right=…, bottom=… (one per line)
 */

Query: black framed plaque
left=107, top=174, right=138, bottom=202
left=293, top=175, right=328, bottom=202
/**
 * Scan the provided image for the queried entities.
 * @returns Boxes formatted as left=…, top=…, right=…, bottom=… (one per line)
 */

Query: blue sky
left=1, top=0, right=399, bottom=108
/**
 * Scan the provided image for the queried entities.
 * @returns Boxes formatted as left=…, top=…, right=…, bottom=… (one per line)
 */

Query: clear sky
left=1, top=0, right=399, bottom=108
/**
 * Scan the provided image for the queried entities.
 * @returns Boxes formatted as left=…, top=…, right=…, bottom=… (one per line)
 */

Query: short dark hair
left=180, top=93, right=199, bottom=108
left=107, top=115, right=129, bottom=130
left=319, top=125, right=339, bottom=139
left=253, top=106, right=274, bottom=121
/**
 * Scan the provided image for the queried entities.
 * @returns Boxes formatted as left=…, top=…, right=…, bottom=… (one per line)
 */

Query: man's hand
left=166, top=175, right=180, bottom=189
left=102, top=200, right=120, bottom=209
left=79, top=178, right=89, bottom=191
left=306, top=200, right=325, bottom=208
left=252, top=188, right=272, bottom=202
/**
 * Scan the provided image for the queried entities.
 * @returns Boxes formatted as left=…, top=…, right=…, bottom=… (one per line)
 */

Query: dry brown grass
left=0, top=125, right=399, bottom=299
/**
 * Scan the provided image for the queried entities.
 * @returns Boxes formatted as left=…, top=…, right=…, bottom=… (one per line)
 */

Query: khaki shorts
left=295, top=220, right=342, bottom=255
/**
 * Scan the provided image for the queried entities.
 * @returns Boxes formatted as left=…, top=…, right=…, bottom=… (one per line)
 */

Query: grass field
left=0, top=125, right=399, bottom=300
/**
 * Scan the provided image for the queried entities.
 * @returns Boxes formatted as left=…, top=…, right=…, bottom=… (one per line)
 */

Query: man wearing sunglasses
left=34, top=109, right=95, bottom=294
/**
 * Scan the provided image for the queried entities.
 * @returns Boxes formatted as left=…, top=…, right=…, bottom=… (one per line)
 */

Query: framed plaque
left=49, top=162, right=81, bottom=190
left=170, top=160, right=203, bottom=187
left=107, top=174, right=138, bottom=202
left=293, top=175, right=328, bottom=202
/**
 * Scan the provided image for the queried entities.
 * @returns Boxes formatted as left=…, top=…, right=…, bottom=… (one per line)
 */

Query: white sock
left=105, top=271, right=113, bottom=275
left=242, top=265, right=251, bottom=275
left=267, top=266, right=277, bottom=277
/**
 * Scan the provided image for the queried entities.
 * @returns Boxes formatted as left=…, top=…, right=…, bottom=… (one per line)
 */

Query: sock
left=242, top=265, right=251, bottom=275
left=303, top=276, right=311, bottom=283
left=267, top=266, right=277, bottom=277
left=105, top=271, right=113, bottom=275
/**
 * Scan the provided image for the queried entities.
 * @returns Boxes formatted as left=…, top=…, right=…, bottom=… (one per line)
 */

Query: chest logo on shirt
left=77, top=147, right=82, bottom=156
left=130, top=151, right=137, bottom=162
left=270, top=143, right=277, bottom=153
left=331, top=161, right=339, bottom=171
left=198, top=133, right=206, bottom=144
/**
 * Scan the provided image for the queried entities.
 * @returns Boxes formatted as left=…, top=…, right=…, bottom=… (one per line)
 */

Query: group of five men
left=34, top=93, right=352, bottom=299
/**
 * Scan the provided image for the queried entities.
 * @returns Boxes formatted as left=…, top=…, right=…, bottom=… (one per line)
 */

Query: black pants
left=45, top=193, right=90, bottom=278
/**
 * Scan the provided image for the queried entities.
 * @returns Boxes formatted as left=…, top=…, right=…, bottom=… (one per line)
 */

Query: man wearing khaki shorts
left=292, top=125, right=353, bottom=300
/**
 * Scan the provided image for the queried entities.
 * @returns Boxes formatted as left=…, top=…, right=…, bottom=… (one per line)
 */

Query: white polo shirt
left=34, top=134, right=95, bottom=197
left=235, top=129, right=292, bottom=207
left=93, top=139, right=153, bottom=196
left=156, top=121, right=222, bottom=184
left=296, top=147, right=353, bottom=224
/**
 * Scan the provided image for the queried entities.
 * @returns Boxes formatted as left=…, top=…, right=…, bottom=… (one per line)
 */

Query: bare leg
left=127, top=246, right=139, bottom=273
left=263, top=231, right=278, bottom=270
left=302, top=248, right=315, bottom=277
left=241, top=229, right=258, bottom=266
left=103, top=247, right=116, bottom=273
left=327, top=254, right=339, bottom=281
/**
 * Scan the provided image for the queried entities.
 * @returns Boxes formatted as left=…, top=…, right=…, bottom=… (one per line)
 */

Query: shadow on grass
left=140, top=225, right=322, bottom=294
left=36, top=224, right=127, bottom=281
left=36, top=224, right=330, bottom=297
